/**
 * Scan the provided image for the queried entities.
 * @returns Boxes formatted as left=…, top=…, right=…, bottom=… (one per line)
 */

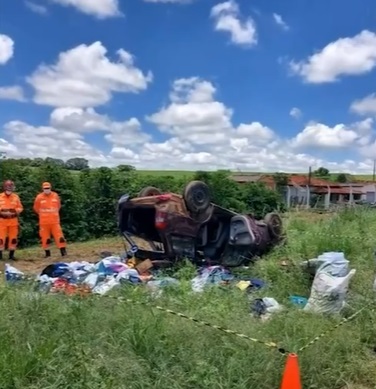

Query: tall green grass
left=1, top=208, right=376, bottom=388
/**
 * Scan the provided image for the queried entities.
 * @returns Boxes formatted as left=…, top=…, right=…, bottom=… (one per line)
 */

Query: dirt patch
left=0, top=236, right=150, bottom=275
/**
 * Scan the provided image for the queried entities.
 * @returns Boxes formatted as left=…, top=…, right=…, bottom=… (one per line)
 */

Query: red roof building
left=231, top=173, right=367, bottom=207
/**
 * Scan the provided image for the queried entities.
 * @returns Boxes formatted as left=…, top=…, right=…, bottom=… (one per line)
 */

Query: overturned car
left=117, top=181, right=283, bottom=267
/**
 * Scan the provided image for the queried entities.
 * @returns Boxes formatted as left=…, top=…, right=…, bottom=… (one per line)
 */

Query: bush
left=0, top=160, right=285, bottom=248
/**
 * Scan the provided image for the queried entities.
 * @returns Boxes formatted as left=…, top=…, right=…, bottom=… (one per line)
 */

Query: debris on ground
left=146, top=277, right=180, bottom=297
left=4, top=254, right=181, bottom=298
left=236, top=278, right=266, bottom=292
left=5, top=263, right=25, bottom=282
left=289, top=295, right=308, bottom=308
left=251, top=297, right=282, bottom=321
left=191, top=265, right=234, bottom=292
left=3, top=249, right=359, bottom=320
left=302, top=252, right=356, bottom=315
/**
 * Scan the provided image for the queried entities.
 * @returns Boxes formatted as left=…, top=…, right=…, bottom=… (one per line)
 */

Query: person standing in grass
left=0, top=180, right=23, bottom=261
left=33, top=182, right=67, bottom=258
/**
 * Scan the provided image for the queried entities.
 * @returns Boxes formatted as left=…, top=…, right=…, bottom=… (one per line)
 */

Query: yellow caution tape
left=298, top=304, right=371, bottom=353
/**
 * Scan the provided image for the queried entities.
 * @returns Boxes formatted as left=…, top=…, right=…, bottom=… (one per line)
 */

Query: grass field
left=1, top=209, right=376, bottom=388
left=71, top=168, right=376, bottom=183
left=137, top=170, right=195, bottom=178
left=136, top=170, right=375, bottom=181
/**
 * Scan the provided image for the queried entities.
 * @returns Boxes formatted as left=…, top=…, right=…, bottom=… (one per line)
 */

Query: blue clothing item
left=251, top=298, right=267, bottom=316
left=40, top=262, right=69, bottom=278
left=247, top=278, right=266, bottom=290
left=192, top=266, right=234, bottom=292
left=289, top=295, right=308, bottom=307
left=148, top=277, right=179, bottom=288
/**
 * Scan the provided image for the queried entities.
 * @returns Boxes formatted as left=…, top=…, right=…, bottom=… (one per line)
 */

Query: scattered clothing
left=289, top=295, right=308, bottom=308
left=236, top=278, right=266, bottom=292
left=251, top=297, right=282, bottom=321
left=191, top=266, right=234, bottom=292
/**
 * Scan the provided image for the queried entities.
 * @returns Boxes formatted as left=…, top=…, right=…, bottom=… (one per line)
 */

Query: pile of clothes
left=5, top=260, right=267, bottom=298
left=5, top=256, right=156, bottom=296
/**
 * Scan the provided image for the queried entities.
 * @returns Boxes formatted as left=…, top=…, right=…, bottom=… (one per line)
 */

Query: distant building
left=231, top=173, right=374, bottom=208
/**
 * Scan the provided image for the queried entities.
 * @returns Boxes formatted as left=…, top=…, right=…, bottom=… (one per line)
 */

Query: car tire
left=138, top=186, right=162, bottom=197
left=264, top=212, right=283, bottom=239
left=183, top=180, right=211, bottom=214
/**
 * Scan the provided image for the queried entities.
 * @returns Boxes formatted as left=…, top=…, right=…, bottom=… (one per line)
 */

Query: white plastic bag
left=302, top=252, right=349, bottom=277
left=304, top=267, right=356, bottom=315
left=5, top=263, right=24, bottom=281
left=92, top=277, right=119, bottom=295
left=83, top=272, right=99, bottom=289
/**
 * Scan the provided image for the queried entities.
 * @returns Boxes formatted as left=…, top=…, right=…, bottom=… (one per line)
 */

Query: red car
left=117, top=181, right=283, bottom=267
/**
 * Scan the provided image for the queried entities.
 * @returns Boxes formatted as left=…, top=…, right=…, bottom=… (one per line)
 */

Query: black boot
left=45, top=250, right=51, bottom=258
left=0, top=251, right=3, bottom=261
left=60, top=247, right=67, bottom=257
left=8, top=250, right=16, bottom=261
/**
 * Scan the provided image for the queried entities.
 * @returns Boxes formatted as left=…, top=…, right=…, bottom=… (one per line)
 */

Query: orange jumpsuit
left=0, top=192, right=23, bottom=251
left=33, top=191, right=66, bottom=249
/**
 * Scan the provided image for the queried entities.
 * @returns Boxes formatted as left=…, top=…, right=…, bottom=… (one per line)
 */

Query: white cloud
left=146, top=77, right=234, bottom=145
left=103, top=118, right=151, bottom=146
left=141, top=76, right=373, bottom=172
left=27, top=41, right=152, bottom=108
left=0, top=106, right=153, bottom=166
left=210, top=0, right=257, bottom=47
left=290, top=30, right=376, bottom=83
left=290, top=107, right=302, bottom=119
left=350, top=94, right=376, bottom=116
left=109, top=147, right=139, bottom=161
left=50, top=0, right=121, bottom=18
left=273, top=13, right=289, bottom=31
left=0, top=86, right=26, bottom=102
left=0, top=34, right=14, bottom=65
left=50, top=107, right=150, bottom=145
left=2, top=75, right=376, bottom=173
left=25, top=1, right=48, bottom=14
left=50, top=107, right=109, bottom=132
left=291, top=118, right=374, bottom=149
left=3, top=120, right=107, bottom=163
left=147, top=77, right=278, bottom=148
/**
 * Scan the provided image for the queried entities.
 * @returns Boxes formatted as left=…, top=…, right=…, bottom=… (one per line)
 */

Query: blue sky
left=1, top=0, right=376, bottom=173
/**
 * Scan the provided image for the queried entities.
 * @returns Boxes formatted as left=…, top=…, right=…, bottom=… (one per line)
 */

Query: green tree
left=80, top=167, right=119, bottom=238
left=241, top=182, right=285, bottom=218
left=313, top=167, right=330, bottom=178
left=65, top=158, right=89, bottom=171
left=117, top=164, right=135, bottom=172
left=272, top=172, right=289, bottom=198
left=336, top=173, right=348, bottom=183
left=45, top=157, right=65, bottom=167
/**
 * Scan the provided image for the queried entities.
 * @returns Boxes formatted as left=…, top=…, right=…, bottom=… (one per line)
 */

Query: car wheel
left=183, top=180, right=211, bottom=214
left=264, top=212, right=283, bottom=239
left=138, top=186, right=162, bottom=197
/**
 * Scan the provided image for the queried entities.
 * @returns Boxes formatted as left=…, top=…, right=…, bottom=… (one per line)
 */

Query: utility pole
left=308, top=166, right=312, bottom=187
left=373, top=159, right=376, bottom=182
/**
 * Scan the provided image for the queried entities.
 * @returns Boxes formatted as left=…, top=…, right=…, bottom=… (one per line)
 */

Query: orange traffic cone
left=280, top=353, right=302, bottom=389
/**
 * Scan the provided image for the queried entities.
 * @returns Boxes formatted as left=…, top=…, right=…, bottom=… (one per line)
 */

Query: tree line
left=0, top=160, right=285, bottom=248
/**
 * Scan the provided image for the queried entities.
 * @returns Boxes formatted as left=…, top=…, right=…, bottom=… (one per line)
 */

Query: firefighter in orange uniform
left=0, top=180, right=23, bottom=260
left=33, top=182, right=67, bottom=258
